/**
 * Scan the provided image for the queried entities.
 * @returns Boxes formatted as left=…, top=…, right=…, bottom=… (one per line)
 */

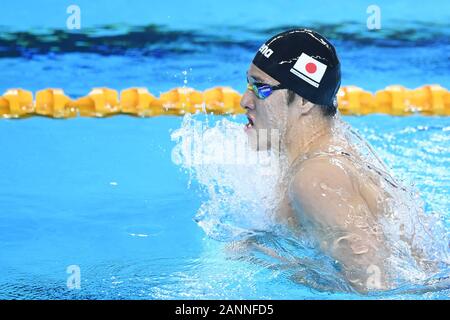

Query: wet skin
left=240, top=63, right=391, bottom=292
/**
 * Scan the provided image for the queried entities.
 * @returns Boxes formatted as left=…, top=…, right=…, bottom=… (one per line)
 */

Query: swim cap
left=252, top=28, right=341, bottom=108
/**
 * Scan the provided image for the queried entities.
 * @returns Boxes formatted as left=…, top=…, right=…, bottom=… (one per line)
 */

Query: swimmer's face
left=240, top=64, right=289, bottom=150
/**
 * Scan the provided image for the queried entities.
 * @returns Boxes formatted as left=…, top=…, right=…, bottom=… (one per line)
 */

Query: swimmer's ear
left=298, top=98, right=315, bottom=116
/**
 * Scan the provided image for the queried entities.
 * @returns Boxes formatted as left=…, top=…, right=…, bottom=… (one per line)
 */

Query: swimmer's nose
left=240, top=90, right=256, bottom=111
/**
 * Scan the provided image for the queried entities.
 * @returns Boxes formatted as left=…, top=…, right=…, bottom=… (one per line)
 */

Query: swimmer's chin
left=245, top=126, right=274, bottom=151
left=249, top=141, right=272, bottom=152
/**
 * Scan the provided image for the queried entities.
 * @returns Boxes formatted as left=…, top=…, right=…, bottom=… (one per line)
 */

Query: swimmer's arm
left=226, top=239, right=291, bottom=263
left=290, top=161, right=388, bottom=291
left=290, top=160, right=361, bottom=228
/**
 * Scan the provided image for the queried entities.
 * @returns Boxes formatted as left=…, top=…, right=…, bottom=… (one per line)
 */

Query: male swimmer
left=240, top=29, right=395, bottom=292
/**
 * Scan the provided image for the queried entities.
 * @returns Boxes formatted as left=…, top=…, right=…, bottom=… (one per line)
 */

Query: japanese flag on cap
left=290, top=53, right=327, bottom=88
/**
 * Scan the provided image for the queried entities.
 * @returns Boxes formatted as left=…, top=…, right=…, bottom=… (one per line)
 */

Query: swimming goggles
left=247, top=74, right=287, bottom=99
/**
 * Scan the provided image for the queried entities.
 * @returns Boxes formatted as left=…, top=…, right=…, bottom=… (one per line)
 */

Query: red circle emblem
left=305, top=62, right=317, bottom=74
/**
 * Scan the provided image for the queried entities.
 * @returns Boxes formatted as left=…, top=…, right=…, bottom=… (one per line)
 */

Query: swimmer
left=240, top=28, right=396, bottom=293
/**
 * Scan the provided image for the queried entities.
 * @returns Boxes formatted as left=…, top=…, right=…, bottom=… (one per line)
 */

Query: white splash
left=171, top=114, right=282, bottom=241
left=171, top=114, right=449, bottom=292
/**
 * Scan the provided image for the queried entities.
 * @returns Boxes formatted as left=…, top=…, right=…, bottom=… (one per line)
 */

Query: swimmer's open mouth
left=245, top=115, right=254, bottom=129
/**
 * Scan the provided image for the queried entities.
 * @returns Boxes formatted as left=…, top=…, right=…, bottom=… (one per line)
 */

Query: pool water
left=0, top=0, right=449, bottom=299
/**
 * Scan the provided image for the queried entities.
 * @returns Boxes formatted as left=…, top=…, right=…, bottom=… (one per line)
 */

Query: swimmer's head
left=241, top=28, right=341, bottom=150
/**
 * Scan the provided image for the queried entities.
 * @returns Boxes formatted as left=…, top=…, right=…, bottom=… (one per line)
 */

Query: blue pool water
left=0, top=0, right=449, bottom=299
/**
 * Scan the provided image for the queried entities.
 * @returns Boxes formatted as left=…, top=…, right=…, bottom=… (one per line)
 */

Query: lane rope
left=1, top=85, right=449, bottom=118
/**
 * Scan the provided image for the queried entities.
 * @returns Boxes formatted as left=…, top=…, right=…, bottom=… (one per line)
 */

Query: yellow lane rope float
left=0, top=85, right=449, bottom=118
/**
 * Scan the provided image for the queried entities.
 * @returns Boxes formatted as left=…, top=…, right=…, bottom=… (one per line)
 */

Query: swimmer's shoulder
left=292, top=156, right=357, bottom=195
left=289, top=156, right=361, bottom=225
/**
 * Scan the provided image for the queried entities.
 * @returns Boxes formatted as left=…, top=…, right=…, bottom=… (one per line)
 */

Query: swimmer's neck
left=283, top=113, right=335, bottom=167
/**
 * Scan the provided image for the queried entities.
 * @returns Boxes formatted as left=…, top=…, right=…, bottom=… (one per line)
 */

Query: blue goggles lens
left=247, top=83, right=273, bottom=99
left=246, top=75, right=286, bottom=100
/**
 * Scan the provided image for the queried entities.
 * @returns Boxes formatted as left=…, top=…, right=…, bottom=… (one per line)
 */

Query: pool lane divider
left=0, top=85, right=449, bottom=118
